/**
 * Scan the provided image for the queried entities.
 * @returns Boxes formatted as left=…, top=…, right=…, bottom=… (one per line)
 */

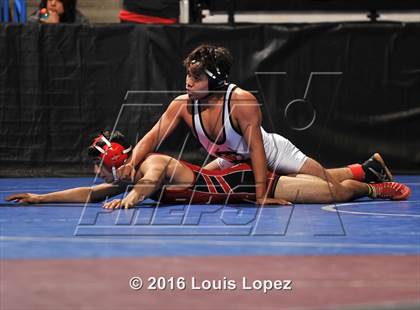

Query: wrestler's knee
left=298, top=157, right=325, bottom=178
left=322, top=181, right=353, bottom=202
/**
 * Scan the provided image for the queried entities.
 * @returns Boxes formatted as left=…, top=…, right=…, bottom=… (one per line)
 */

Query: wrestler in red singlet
left=151, top=161, right=280, bottom=204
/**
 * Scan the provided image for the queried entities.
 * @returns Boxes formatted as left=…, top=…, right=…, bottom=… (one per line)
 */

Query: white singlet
left=192, top=83, right=308, bottom=174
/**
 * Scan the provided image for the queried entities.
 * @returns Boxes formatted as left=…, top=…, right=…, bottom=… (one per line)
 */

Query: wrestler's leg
left=297, top=157, right=358, bottom=200
left=264, top=134, right=356, bottom=199
left=298, top=158, right=392, bottom=183
left=273, top=175, right=368, bottom=204
left=325, top=167, right=353, bottom=182
left=298, top=158, right=354, bottom=182
left=326, top=153, right=393, bottom=183
left=298, top=156, right=400, bottom=201
left=265, top=133, right=392, bottom=183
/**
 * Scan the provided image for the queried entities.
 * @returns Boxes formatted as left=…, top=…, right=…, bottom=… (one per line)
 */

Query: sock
left=348, top=164, right=365, bottom=181
left=367, top=184, right=375, bottom=198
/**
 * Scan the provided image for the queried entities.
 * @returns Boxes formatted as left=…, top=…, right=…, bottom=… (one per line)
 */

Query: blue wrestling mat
left=1, top=176, right=419, bottom=259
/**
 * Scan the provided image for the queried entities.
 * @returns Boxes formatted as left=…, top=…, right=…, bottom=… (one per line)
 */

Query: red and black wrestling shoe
left=369, top=182, right=411, bottom=201
left=362, top=153, right=393, bottom=183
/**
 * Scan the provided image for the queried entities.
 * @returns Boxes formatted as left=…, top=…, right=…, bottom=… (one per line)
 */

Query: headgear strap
left=204, top=48, right=227, bottom=91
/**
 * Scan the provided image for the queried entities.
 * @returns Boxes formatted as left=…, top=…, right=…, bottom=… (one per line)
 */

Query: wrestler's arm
left=117, top=97, right=186, bottom=182
left=234, top=91, right=291, bottom=205
left=5, top=183, right=125, bottom=204
left=233, top=91, right=268, bottom=203
left=104, top=157, right=169, bottom=209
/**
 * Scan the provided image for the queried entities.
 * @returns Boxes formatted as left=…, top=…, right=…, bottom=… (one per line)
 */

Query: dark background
left=1, top=23, right=419, bottom=176
left=201, top=0, right=420, bottom=11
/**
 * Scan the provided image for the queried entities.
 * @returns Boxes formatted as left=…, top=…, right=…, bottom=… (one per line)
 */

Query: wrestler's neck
left=199, top=92, right=224, bottom=108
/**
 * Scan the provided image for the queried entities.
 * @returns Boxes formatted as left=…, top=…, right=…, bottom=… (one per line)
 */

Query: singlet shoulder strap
left=191, top=98, right=201, bottom=138
left=223, top=84, right=242, bottom=136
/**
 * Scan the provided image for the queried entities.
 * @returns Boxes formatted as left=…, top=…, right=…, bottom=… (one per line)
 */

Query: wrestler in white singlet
left=192, top=83, right=308, bottom=174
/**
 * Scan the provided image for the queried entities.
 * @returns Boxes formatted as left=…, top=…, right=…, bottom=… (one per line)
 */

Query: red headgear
left=91, top=135, right=132, bottom=171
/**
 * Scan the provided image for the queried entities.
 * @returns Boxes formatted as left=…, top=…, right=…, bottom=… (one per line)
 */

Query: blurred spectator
left=29, top=0, right=89, bottom=24
left=120, top=0, right=179, bottom=24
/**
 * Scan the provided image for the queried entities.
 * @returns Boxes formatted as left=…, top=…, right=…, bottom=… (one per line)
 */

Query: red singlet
left=151, top=161, right=280, bottom=204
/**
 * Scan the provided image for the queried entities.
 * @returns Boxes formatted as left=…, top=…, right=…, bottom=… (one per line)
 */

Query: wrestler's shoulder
left=172, top=93, right=190, bottom=103
left=143, top=153, right=175, bottom=166
left=169, top=94, right=190, bottom=110
left=231, top=86, right=257, bottom=101
left=145, top=152, right=172, bottom=161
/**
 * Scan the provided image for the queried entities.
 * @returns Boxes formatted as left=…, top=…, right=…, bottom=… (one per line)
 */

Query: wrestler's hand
left=256, top=197, right=292, bottom=206
left=119, top=190, right=145, bottom=209
left=116, top=162, right=136, bottom=183
left=102, top=194, right=142, bottom=210
left=5, top=193, right=42, bottom=204
left=103, top=199, right=122, bottom=210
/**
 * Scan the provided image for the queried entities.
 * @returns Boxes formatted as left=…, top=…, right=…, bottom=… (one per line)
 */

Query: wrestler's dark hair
left=39, top=0, right=78, bottom=23
left=183, top=44, right=233, bottom=80
left=87, top=130, right=130, bottom=159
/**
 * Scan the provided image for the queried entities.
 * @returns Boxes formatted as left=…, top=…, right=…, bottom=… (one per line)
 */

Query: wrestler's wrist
left=37, top=194, right=45, bottom=203
left=255, top=186, right=268, bottom=199
left=125, top=161, right=135, bottom=169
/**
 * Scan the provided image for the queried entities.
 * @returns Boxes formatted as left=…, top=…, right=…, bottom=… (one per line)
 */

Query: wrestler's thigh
left=291, top=173, right=324, bottom=181
left=265, top=134, right=308, bottom=174
left=297, top=157, right=329, bottom=179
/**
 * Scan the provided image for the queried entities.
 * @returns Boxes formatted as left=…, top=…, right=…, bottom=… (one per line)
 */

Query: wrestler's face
left=186, top=64, right=209, bottom=100
left=93, top=164, right=114, bottom=183
left=47, top=0, right=65, bottom=15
